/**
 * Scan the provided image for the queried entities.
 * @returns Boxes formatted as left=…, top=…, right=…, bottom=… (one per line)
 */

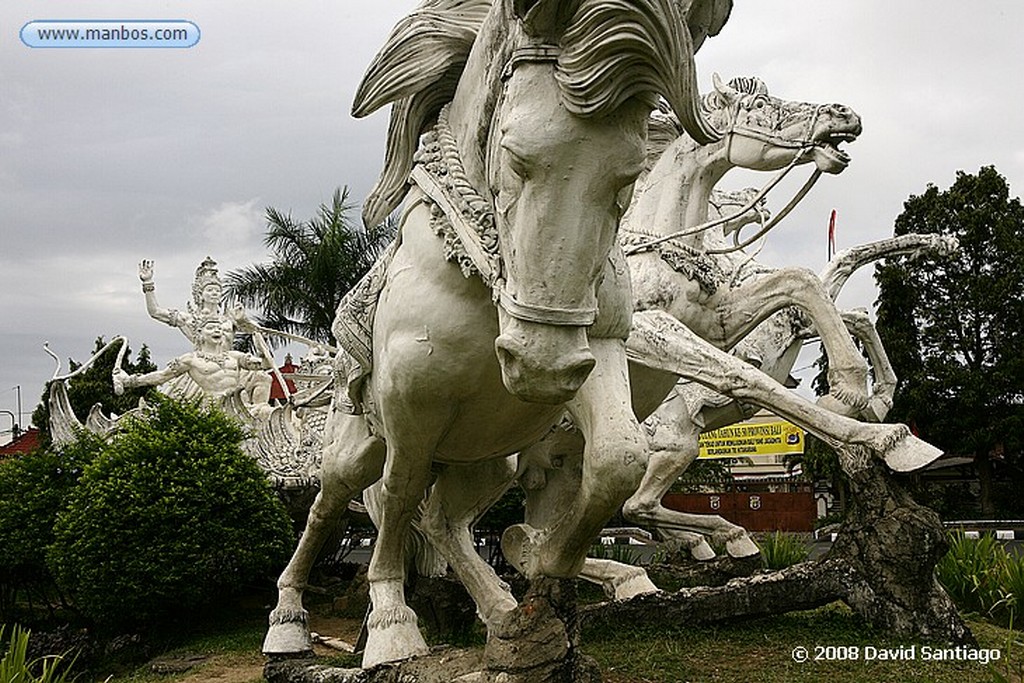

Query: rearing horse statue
left=265, top=0, right=723, bottom=668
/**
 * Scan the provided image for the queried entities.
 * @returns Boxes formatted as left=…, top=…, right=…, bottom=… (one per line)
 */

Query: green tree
left=31, top=337, right=157, bottom=447
left=225, top=187, right=396, bottom=345
left=875, top=166, right=1024, bottom=517
left=0, top=432, right=104, bottom=619
left=47, top=396, right=294, bottom=630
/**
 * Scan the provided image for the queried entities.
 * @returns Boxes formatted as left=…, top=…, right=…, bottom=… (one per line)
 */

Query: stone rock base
left=265, top=579, right=599, bottom=683
left=583, top=462, right=974, bottom=647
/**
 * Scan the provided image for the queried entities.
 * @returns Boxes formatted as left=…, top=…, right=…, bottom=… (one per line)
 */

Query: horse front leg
left=264, top=411, right=385, bottom=656
left=629, top=311, right=941, bottom=473
left=842, top=308, right=896, bottom=422
left=520, top=433, right=661, bottom=599
left=361, top=438, right=436, bottom=668
left=502, top=338, right=647, bottom=579
left=712, top=268, right=869, bottom=417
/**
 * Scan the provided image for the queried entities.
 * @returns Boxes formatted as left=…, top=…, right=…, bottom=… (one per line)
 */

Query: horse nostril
left=494, top=335, right=523, bottom=373
left=561, top=353, right=596, bottom=392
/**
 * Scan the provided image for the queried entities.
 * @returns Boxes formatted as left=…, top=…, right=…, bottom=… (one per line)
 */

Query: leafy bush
left=935, top=530, right=1024, bottom=625
left=588, top=543, right=642, bottom=566
left=0, top=433, right=105, bottom=619
left=0, top=625, right=79, bottom=683
left=935, top=531, right=1006, bottom=618
left=758, top=531, right=809, bottom=570
left=47, top=397, right=294, bottom=630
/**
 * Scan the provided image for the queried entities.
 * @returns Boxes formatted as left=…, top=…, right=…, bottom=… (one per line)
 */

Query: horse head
left=705, top=75, right=862, bottom=175
left=488, top=0, right=721, bottom=403
left=353, top=0, right=723, bottom=405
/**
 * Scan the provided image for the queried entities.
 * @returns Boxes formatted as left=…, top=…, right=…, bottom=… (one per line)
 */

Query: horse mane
left=352, top=0, right=493, bottom=227
left=556, top=0, right=719, bottom=144
left=353, top=0, right=726, bottom=226
left=642, top=75, right=768, bottom=169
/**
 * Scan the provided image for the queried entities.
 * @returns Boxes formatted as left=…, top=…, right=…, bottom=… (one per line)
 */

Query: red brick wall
left=662, top=491, right=816, bottom=532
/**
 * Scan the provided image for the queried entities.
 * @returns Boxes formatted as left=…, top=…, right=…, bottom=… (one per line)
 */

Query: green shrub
left=0, top=624, right=79, bottom=683
left=758, top=531, right=809, bottom=570
left=47, top=397, right=294, bottom=630
left=935, top=531, right=1007, bottom=618
left=587, top=543, right=642, bottom=566
left=0, top=433, right=104, bottom=618
left=998, top=554, right=1024, bottom=624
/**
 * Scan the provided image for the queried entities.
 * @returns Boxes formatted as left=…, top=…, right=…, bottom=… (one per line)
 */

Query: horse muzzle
left=494, top=326, right=595, bottom=405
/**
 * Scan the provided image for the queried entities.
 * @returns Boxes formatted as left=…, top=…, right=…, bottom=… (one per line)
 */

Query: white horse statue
left=265, top=0, right=724, bottom=668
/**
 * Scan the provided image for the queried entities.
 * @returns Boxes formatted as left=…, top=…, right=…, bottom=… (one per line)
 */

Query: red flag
left=827, top=209, right=837, bottom=261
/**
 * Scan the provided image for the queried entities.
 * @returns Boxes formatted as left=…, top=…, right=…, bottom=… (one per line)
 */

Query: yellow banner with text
left=698, top=421, right=805, bottom=459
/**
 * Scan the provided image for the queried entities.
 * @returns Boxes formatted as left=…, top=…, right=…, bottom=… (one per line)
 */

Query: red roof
left=0, top=428, right=41, bottom=458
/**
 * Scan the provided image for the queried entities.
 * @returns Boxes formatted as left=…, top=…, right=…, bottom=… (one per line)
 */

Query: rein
left=623, top=150, right=818, bottom=256
left=624, top=93, right=828, bottom=257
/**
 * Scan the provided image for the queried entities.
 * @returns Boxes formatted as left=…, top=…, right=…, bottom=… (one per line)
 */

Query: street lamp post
left=12, top=385, right=22, bottom=429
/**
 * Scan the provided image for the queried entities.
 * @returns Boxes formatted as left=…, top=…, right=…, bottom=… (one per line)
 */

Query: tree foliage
left=47, top=397, right=294, bottom=630
left=31, top=337, right=157, bottom=446
left=875, top=166, right=1024, bottom=515
left=0, top=432, right=105, bottom=618
left=225, top=187, right=396, bottom=345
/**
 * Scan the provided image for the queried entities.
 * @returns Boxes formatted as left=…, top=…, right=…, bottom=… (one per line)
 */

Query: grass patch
left=584, top=602, right=1020, bottom=682
left=757, top=531, right=810, bottom=570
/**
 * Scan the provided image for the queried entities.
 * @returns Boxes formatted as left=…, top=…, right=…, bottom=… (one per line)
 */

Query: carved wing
left=683, top=0, right=733, bottom=52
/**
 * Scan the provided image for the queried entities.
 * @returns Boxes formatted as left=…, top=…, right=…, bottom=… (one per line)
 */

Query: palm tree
left=225, top=187, right=396, bottom=346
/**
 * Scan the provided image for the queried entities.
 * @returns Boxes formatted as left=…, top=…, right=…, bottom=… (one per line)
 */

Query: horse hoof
left=725, top=535, right=761, bottom=559
left=612, top=568, right=660, bottom=600
left=501, top=523, right=542, bottom=577
left=690, top=539, right=717, bottom=561
left=362, top=606, right=429, bottom=668
left=263, top=611, right=314, bottom=656
left=881, top=427, right=942, bottom=472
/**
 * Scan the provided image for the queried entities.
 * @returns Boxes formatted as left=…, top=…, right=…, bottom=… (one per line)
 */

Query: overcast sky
left=2, top=1, right=1023, bottom=435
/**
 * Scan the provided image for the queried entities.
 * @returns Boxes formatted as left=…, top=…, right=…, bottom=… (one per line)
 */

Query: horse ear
left=515, top=0, right=582, bottom=38
left=711, top=72, right=740, bottom=108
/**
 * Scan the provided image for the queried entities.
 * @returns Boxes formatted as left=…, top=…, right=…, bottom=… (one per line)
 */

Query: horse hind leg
left=419, top=458, right=520, bottom=628
left=842, top=308, right=896, bottom=422
left=264, top=412, right=385, bottom=656
left=579, top=558, right=659, bottom=600
left=624, top=410, right=758, bottom=560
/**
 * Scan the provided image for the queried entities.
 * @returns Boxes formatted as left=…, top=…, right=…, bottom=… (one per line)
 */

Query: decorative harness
left=409, top=42, right=599, bottom=328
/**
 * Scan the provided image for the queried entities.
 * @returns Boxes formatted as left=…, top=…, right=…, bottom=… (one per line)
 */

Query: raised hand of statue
left=230, top=303, right=257, bottom=333
left=139, top=259, right=154, bottom=283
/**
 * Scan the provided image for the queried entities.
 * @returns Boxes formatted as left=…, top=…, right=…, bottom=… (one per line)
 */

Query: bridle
left=623, top=92, right=826, bottom=257
left=493, top=41, right=600, bottom=327
left=411, top=37, right=601, bottom=328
